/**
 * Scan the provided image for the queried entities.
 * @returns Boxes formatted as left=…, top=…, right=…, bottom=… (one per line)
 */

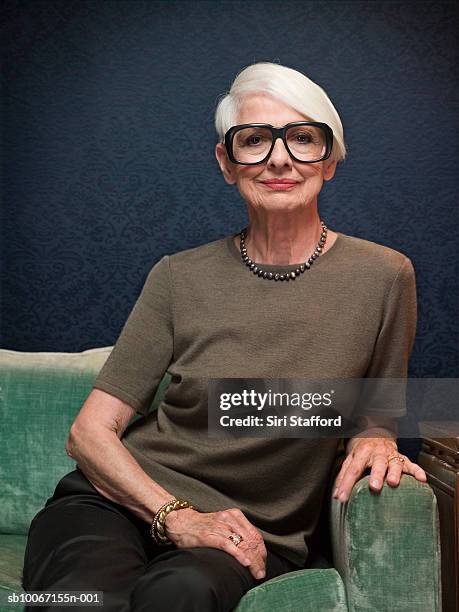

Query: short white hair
left=214, top=62, right=347, bottom=163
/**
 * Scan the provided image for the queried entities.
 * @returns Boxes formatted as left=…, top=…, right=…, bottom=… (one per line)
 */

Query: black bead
left=290, top=272, right=296, bottom=279
left=268, top=272, right=273, bottom=280
left=274, top=274, right=280, bottom=281
left=250, top=263, right=255, bottom=269
left=295, top=268, right=301, bottom=275
left=305, top=262, right=311, bottom=269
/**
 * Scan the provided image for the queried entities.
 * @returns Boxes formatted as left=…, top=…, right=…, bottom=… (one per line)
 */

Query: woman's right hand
left=164, top=507, right=267, bottom=580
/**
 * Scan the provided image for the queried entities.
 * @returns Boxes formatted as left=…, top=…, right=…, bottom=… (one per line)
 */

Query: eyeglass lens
left=232, top=125, right=327, bottom=163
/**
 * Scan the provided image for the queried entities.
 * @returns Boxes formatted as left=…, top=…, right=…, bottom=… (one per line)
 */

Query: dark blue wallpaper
left=2, top=0, right=457, bottom=388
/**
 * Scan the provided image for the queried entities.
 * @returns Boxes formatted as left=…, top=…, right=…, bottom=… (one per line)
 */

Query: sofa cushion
left=0, top=347, right=173, bottom=536
left=234, top=568, right=348, bottom=611
left=0, top=347, right=113, bottom=535
left=0, top=534, right=27, bottom=593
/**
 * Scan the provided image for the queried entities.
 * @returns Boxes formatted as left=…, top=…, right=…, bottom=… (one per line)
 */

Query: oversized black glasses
left=224, top=121, right=333, bottom=165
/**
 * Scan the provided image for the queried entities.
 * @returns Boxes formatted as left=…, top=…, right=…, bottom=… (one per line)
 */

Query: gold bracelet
left=149, top=498, right=197, bottom=546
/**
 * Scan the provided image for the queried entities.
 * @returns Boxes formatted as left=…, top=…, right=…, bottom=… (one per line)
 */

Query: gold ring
left=387, top=454, right=405, bottom=465
left=228, top=533, right=243, bottom=547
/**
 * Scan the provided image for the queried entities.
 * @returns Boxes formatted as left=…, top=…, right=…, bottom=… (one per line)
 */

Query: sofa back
left=0, top=347, right=169, bottom=535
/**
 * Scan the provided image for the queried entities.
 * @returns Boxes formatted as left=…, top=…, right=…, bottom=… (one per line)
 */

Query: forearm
left=66, top=426, right=175, bottom=523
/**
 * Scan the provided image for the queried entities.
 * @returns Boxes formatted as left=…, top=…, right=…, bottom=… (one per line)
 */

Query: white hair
left=214, top=62, right=347, bottom=163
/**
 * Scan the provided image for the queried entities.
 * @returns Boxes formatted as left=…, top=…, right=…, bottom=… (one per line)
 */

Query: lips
left=262, top=179, right=299, bottom=190
left=263, top=179, right=298, bottom=184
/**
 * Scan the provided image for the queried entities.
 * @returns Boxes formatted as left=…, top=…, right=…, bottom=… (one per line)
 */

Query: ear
left=323, top=159, right=337, bottom=181
left=215, top=142, right=237, bottom=185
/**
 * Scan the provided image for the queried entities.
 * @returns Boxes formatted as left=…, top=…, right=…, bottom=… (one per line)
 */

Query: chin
left=261, top=200, right=306, bottom=212
left=245, top=189, right=316, bottom=210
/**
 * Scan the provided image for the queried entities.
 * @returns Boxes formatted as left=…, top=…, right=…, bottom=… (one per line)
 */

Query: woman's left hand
left=332, top=436, right=428, bottom=503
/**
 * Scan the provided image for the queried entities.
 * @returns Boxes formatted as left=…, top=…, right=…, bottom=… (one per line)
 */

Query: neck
left=242, top=207, right=328, bottom=265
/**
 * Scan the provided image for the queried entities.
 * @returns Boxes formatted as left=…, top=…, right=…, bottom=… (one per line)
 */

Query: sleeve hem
left=92, top=380, right=149, bottom=415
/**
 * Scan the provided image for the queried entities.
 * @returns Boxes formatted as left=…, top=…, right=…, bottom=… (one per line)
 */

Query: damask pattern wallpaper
left=2, top=0, right=457, bottom=386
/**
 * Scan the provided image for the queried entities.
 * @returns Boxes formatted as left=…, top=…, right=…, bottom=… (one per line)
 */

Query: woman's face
left=215, top=93, right=337, bottom=213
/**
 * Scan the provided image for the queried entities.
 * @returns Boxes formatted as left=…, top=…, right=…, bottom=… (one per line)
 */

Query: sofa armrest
left=330, top=474, right=442, bottom=612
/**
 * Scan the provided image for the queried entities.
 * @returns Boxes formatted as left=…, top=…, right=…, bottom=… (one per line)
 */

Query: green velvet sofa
left=0, top=347, right=442, bottom=612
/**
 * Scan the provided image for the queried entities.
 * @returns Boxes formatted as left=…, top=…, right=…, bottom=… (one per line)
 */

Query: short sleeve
left=93, top=256, right=174, bottom=415
left=355, top=256, right=418, bottom=418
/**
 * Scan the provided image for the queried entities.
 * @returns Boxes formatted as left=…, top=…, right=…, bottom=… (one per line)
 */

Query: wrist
left=150, top=499, right=197, bottom=546
left=345, top=428, right=397, bottom=455
left=164, top=507, right=196, bottom=537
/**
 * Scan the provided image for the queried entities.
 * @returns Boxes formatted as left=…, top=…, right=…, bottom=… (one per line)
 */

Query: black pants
left=22, top=468, right=299, bottom=612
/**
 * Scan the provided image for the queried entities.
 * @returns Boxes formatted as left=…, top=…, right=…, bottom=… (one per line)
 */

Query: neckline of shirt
left=225, top=229, right=344, bottom=272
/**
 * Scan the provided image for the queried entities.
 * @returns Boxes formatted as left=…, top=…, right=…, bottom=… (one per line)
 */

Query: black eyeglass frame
left=224, top=121, right=334, bottom=165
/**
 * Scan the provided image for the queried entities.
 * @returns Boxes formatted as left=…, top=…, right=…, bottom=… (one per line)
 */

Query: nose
left=267, top=136, right=292, bottom=166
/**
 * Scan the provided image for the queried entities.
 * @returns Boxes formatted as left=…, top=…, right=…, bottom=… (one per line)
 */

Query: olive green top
left=93, top=230, right=417, bottom=567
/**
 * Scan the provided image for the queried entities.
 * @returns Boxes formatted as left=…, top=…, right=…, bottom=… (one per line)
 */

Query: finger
left=334, top=449, right=371, bottom=503
left=404, top=458, right=428, bottom=482
left=226, top=509, right=267, bottom=559
left=388, top=457, right=428, bottom=484
left=221, top=510, right=267, bottom=579
left=386, top=457, right=405, bottom=486
left=206, top=532, right=253, bottom=571
left=229, top=514, right=267, bottom=580
left=368, top=452, right=391, bottom=491
left=333, top=453, right=354, bottom=493
left=215, top=533, right=265, bottom=581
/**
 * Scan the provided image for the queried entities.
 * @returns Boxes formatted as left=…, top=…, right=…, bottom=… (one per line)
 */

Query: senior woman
left=22, top=62, right=427, bottom=612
